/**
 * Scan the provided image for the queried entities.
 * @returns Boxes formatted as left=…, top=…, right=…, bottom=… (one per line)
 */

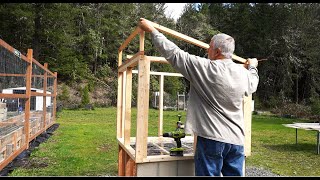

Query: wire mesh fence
left=0, top=39, right=57, bottom=171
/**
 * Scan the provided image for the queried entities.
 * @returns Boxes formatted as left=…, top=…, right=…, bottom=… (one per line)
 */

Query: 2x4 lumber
left=0, top=121, right=17, bottom=127
left=117, top=51, right=124, bottom=138
left=135, top=56, right=150, bottom=163
left=243, top=95, right=252, bottom=157
left=43, top=63, right=48, bottom=129
left=124, top=67, right=133, bottom=146
left=143, top=154, right=194, bottom=163
left=0, top=73, right=25, bottom=77
left=158, top=75, right=164, bottom=137
left=135, top=30, right=147, bottom=163
left=32, top=58, right=55, bottom=77
left=117, top=138, right=136, bottom=161
left=29, top=127, right=46, bottom=141
left=0, top=39, right=29, bottom=63
left=125, top=153, right=135, bottom=176
left=53, top=72, right=57, bottom=122
left=118, top=51, right=144, bottom=73
left=118, top=146, right=125, bottom=176
left=132, top=70, right=183, bottom=77
left=121, top=71, right=127, bottom=138
left=118, top=27, right=142, bottom=53
left=25, top=49, right=32, bottom=149
left=0, top=73, right=54, bottom=78
left=126, top=55, right=169, bottom=64
left=145, top=19, right=247, bottom=64
left=0, top=94, right=28, bottom=98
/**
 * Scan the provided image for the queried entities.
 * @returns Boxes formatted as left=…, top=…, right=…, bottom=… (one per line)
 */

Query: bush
left=81, top=85, right=90, bottom=107
left=271, top=102, right=311, bottom=119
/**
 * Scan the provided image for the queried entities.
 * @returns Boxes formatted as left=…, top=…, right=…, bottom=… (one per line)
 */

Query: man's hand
left=244, top=58, right=258, bottom=69
left=139, top=18, right=156, bottom=33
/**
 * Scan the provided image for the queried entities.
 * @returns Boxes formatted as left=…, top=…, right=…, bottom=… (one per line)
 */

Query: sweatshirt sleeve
left=150, top=29, right=210, bottom=82
left=247, top=65, right=259, bottom=95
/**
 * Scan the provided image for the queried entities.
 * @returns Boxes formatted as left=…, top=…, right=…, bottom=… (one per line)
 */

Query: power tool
left=163, top=115, right=186, bottom=156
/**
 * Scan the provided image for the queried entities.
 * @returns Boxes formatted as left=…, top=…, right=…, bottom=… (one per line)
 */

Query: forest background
left=1, top=3, right=320, bottom=119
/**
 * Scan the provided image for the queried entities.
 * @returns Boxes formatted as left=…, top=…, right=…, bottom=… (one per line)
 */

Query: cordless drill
left=163, top=115, right=186, bottom=156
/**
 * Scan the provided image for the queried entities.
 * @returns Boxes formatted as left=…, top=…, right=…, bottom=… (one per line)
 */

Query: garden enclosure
left=0, top=39, right=57, bottom=171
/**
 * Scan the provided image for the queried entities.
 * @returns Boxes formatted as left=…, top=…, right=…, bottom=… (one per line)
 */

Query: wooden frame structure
left=117, top=19, right=252, bottom=176
left=0, top=39, right=57, bottom=171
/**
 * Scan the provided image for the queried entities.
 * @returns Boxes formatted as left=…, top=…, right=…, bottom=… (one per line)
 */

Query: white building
left=1, top=87, right=51, bottom=111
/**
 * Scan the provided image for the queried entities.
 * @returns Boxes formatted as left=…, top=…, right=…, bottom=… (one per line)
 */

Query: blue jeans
left=194, top=136, right=245, bottom=176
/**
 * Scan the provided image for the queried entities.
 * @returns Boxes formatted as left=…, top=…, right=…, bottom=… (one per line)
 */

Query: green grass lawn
left=8, top=107, right=320, bottom=176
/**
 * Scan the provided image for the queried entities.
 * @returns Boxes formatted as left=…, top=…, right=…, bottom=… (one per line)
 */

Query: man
left=138, top=18, right=259, bottom=176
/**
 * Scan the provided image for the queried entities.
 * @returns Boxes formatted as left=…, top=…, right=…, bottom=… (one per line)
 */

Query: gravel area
left=245, top=166, right=281, bottom=177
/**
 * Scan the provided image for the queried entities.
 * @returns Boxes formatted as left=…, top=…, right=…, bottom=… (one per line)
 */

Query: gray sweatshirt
left=151, top=30, right=259, bottom=146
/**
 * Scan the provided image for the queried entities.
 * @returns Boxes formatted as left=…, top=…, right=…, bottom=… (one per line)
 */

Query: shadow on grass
left=264, top=143, right=318, bottom=154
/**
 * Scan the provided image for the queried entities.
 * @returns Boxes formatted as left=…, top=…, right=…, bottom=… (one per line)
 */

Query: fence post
left=43, top=63, right=48, bottom=129
left=25, top=49, right=33, bottom=149
left=53, top=72, right=57, bottom=122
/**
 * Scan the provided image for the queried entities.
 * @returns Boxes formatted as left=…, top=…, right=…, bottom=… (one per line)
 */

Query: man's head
left=208, top=33, right=235, bottom=60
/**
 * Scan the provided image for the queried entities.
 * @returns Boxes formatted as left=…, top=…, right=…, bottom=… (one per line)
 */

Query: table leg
left=317, top=131, right=319, bottom=155
left=296, top=128, right=298, bottom=145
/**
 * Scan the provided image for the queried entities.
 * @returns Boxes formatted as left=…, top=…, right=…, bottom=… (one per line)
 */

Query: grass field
left=8, top=107, right=320, bottom=176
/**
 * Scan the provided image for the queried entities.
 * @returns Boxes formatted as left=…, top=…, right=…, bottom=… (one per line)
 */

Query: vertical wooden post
left=243, top=94, right=252, bottom=157
left=25, top=49, right=33, bottom=148
left=43, top=63, right=48, bottom=129
left=135, top=30, right=150, bottom=163
left=125, top=153, right=135, bottom=176
left=117, top=51, right=124, bottom=139
left=158, top=74, right=164, bottom=137
left=124, top=67, right=133, bottom=145
left=53, top=72, right=57, bottom=123
left=121, top=71, right=126, bottom=138
left=243, top=94, right=252, bottom=176
left=118, top=145, right=125, bottom=176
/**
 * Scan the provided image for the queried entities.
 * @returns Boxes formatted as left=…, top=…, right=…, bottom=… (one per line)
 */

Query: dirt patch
left=0, top=123, right=60, bottom=176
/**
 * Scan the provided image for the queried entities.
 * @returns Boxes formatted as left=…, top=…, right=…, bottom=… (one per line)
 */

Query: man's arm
left=138, top=18, right=210, bottom=82
left=246, top=58, right=259, bottom=94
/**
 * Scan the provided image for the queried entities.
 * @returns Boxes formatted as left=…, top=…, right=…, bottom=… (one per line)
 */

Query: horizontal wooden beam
left=145, top=19, right=247, bottom=64
left=132, top=70, right=183, bottom=77
left=0, top=73, right=25, bottom=77
left=147, top=19, right=209, bottom=49
left=118, top=51, right=143, bottom=72
left=0, top=73, right=55, bottom=78
left=0, top=94, right=28, bottom=98
left=127, top=55, right=169, bottom=64
left=0, top=121, right=18, bottom=127
left=30, top=92, right=47, bottom=97
left=0, top=39, right=29, bottom=63
left=32, top=58, right=55, bottom=77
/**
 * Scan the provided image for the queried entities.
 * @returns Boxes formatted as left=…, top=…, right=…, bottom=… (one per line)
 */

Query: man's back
left=150, top=30, right=259, bottom=146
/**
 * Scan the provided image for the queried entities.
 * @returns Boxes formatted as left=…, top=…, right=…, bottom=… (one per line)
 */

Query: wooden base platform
left=118, top=136, right=195, bottom=176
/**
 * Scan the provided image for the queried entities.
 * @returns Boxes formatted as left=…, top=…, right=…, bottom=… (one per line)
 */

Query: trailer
left=1, top=87, right=51, bottom=112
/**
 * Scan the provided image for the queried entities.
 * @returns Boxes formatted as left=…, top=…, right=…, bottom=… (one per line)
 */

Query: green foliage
left=1, top=3, right=320, bottom=108
left=87, top=80, right=95, bottom=92
left=58, top=83, right=70, bottom=102
left=81, top=84, right=90, bottom=107
left=310, top=99, right=320, bottom=116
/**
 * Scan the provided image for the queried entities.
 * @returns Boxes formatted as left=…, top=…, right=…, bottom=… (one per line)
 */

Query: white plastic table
left=282, top=123, right=320, bottom=154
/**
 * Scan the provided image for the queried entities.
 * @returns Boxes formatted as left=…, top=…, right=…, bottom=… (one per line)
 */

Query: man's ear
left=215, top=48, right=221, bottom=55
left=214, top=48, right=222, bottom=59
